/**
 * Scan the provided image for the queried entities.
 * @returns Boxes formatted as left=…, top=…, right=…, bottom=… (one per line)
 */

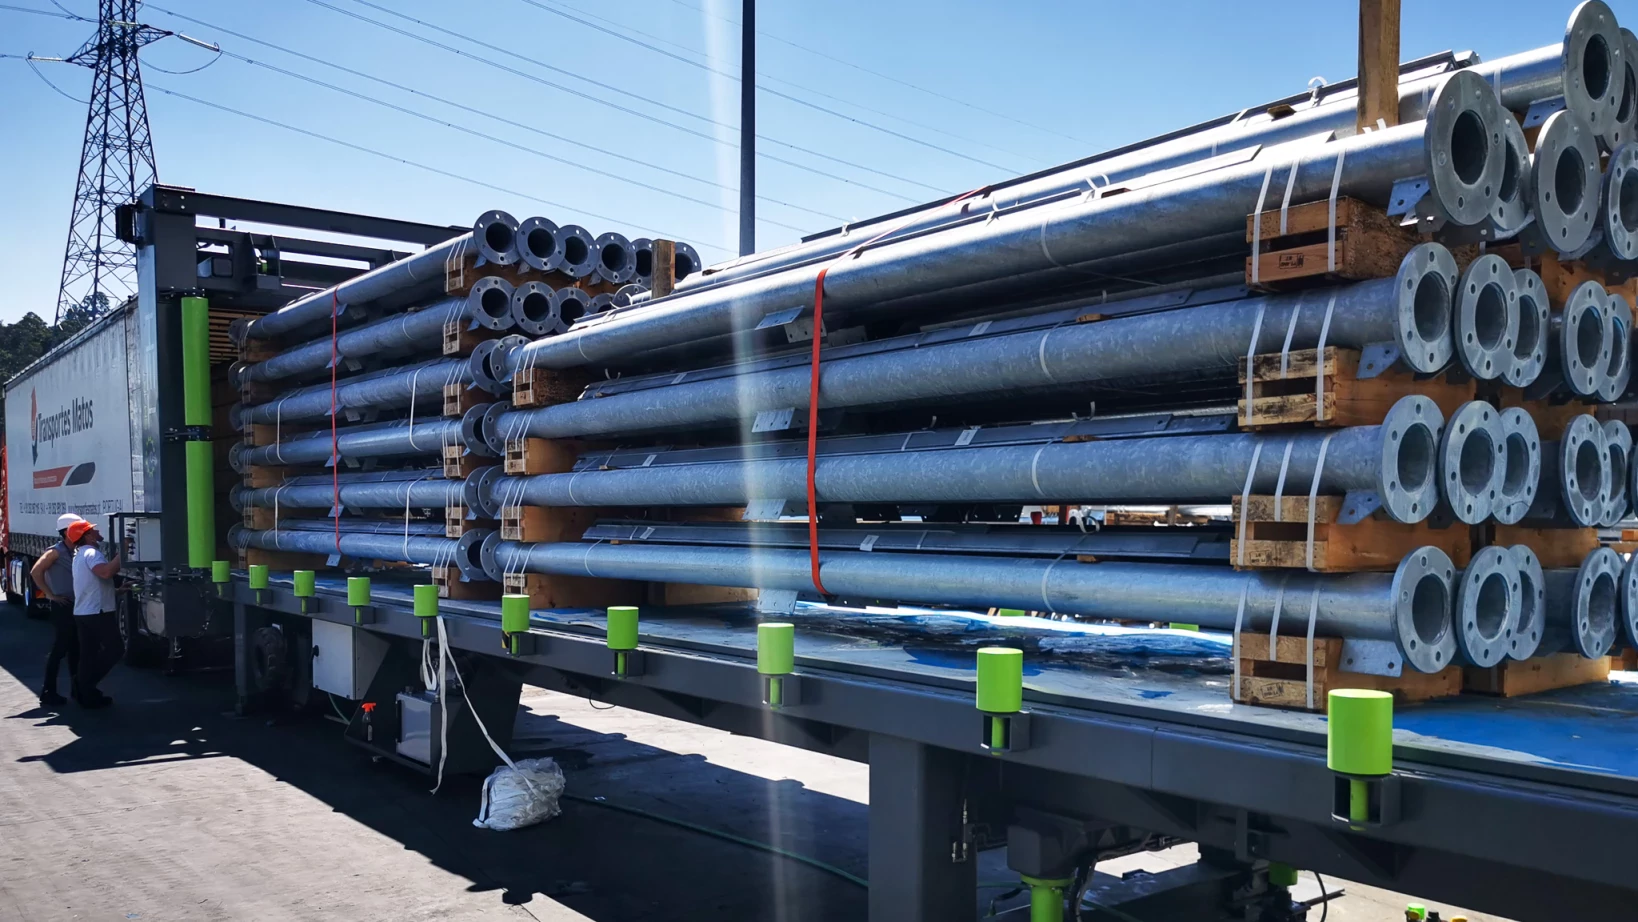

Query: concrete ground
left=0, top=609, right=1502, bottom=922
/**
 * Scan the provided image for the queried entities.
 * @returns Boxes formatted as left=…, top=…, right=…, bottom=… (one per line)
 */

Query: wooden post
left=652, top=238, right=677, bottom=298
left=1357, top=0, right=1401, bottom=132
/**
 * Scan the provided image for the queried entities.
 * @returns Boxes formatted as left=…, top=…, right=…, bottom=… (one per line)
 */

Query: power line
left=140, top=3, right=840, bottom=224
left=306, top=0, right=943, bottom=199
left=660, top=0, right=1091, bottom=146
left=144, top=82, right=734, bottom=255
left=512, top=0, right=1030, bottom=172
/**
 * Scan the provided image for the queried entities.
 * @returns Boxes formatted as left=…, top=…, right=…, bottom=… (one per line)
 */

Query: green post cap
left=414, top=583, right=440, bottom=619
left=248, top=564, right=270, bottom=590
left=211, top=560, right=231, bottom=583
left=995, top=608, right=1025, bottom=617
left=757, top=622, right=795, bottom=675
left=1405, top=904, right=1428, bottom=921
left=347, top=576, right=371, bottom=606
left=501, top=594, right=531, bottom=633
left=293, top=570, right=316, bottom=597
left=607, top=605, right=639, bottom=650
left=1327, top=688, right=1394, bottom=776
left=976, top=647, right=1024, bottom=714
left=1020, top=875, right=1073, bottom=922
left=1268, top=862, right=1299, bottom=888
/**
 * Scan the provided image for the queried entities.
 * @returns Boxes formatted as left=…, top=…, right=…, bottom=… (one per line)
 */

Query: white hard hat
left=56, top=513, right=85, bottom=531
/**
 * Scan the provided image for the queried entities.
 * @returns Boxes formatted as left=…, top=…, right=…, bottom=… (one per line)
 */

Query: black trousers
left=74, top=611, right=122, bottom=699
left=42, top=600, right=79, bottom=695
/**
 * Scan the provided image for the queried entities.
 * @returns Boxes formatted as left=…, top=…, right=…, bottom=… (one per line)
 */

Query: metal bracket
left=1337, top=490, right=1383, bottom=524
left=760, top=673, right=803, bottom=708
left=756, top=589, right=799, bottom=614
left=351, top=605, right=375, bottom=625
left=751, top=408, right=796, bottom=433
left=754, top=306, right=804, bottom=330
left=1338, top=638, right=1403, bottom=677
left=1522, top=96, right=1566, bottom=129
left=504, top=631, right=537, bottom=656
left=612, top=649, right=646, bottom=677
left=743, top=499, right=792, bottom=521
left=980, top=711, right=1032, bottom=754
left=162, top=425, right=213, bottom=443
left=1355, top=343, right=1400, bottom=378
left=1385, top=176, right=1430, bottom=217
left=1331, top=773, right=1403, bottom=829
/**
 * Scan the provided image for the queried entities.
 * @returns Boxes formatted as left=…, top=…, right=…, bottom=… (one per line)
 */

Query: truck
left=3, top=184, right=459, bottom=667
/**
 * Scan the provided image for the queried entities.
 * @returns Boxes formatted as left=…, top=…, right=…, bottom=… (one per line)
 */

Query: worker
left=66, top=519, right=122, bottom=708
left=28, top=513, right=84, bottom=707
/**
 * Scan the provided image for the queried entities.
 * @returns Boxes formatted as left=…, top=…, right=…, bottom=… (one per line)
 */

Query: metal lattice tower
left=52, top=0, right=168, bottom=324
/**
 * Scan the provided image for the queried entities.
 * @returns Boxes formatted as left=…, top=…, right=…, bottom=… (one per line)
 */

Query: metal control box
left=396, top=690, right=442, bottom=766
left=310, top=621, right=388, bottom=699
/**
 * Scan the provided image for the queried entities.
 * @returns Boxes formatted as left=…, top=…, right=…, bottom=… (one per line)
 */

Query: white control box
left=311, top=621, right=388, bottom=700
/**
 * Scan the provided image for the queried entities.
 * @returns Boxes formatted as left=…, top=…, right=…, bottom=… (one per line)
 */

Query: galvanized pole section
left=1358, top=0, right=1402, bottom=131
left=739, top=0, right=756, bottom=256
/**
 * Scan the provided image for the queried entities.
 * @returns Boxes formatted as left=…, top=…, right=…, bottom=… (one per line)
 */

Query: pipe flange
left=630, top=237, right=655, bottom=286
left=1423, top=70, right=1507, bottom=227
left=1394, top=242, right=1458, bottom=373
left=1507, top=546, right=1547, bottom=660
left=469, top=335, right=527, bottom=394
left=510, top=281, right=558, bottom=337
left=589, top=293, right=616, bottom=315
left=1392, top=546, right=1458, bottom=674
left=467, top=276, right=517, bottom=332
left=1571, top=546, right=1622, bottom=658
left=1504, top=269, right=1550, bottom=387
left=1601, top=144, right=1638, bottom=259
left=614, top=283, right=646, bottom=308
left=593, top=232, right=637, bottom=286
left=228, top=403, right=246, bottom=431
left=517, top=216, right=564, bottom=273
left=227, top=359, right=252, bottom=391
left=1454, top=254, right=1519, bottom=380
left=472, top=465, right=509, bottom=520
left=227, top=485, right=249, bottom=514
left=552, top=287, right=593, bottom=333
left=476, top=402, right=511, bottom=459
left=1623, top=548, right=1638, bottom=650
left=228, top=317, right=252, bottom=347
left=1620, top=28, right=1638, bottom=153
left=1529, top=110, right=1602, bottom=252
left=1560, top=414, right=1611, bottom=526
left=1376, top=395, right=1445, bottom=524
left=1438, top=401, right=1506, bottom=524
left=1562, top=1, right=1626, bottom=148
left=1598, top=291, right=1633, bottom=402
left=461, top=465, right=496, bottom=511
left=1493, top=408, right=1542, bottom=525
left=479, top=531, right=506, bottom=581
left=455, top=529, right=494, bottom=583
left=228, top=442, right=249, bottom=476
left=473, top=210, right=521, bottom=267
left=1488, top=113, right=1535, bottom=238
left=556, top=225, right=597, bottom=279
left=458, top=402, right=496, bottom=458
left=1600, top=419, right=1632, bottom=526
left=226, top=523, right=249, bottom=550
left=1454, top=545, right=1521, bottom=668
left=672, top=241, right=703, bottom=282
left=1559, top=281, right=1609, bottom=396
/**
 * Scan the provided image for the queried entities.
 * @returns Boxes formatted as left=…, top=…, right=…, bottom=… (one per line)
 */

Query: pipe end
left=1392, top=546, right=1459, bottom=674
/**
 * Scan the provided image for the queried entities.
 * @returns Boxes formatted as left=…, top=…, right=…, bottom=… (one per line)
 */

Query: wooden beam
left=1357, top=0, right=1401, bottom=132
left=652, top=238, right=677, bottom=298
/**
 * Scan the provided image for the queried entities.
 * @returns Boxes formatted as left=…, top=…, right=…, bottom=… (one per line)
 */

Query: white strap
left=1278, top=158, right=1300, bottom=235
left=1305, top=433, right=1338, bottom=571
left=1272, top=439, right=1296, bottom=522
left=1327, top=151, right=1347, bottom=272
left=1314, top=292, right=1338, bottom=422
left=1231, top=578, right=1252, bottom=700
left=1250, top=163, right=1276, bottom=286
left=1268, top=577, right=1289, bottom=654
left=1304, top=586, right=1321, bottom=710
left=1279, top=294, right=1305, bottom=375
left=1235, top=442, right=1265, bottom=567
left=1242, top=302, right=1269, bottom=424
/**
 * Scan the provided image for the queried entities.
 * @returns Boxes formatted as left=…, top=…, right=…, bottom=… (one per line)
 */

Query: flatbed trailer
left=226, top=570, right=1638, bottom=922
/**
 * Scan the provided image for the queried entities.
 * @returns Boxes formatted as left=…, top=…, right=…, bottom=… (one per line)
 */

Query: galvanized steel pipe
left=229, top=524, right=490, bottom=582
left=231, top=357, right=477, bottom=428
left=231, top=469, right=482, bottom=512
left=230, top=403, right=494, bottom=471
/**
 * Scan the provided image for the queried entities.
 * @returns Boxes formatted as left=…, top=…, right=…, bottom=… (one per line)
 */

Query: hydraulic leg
left=867, top=734, right=976, bottom=922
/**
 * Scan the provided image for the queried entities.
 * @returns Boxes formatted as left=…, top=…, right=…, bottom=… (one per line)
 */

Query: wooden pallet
left=1103, top=506, right=1214, bottom=527
left=512, top=366, right=592, bottom=409
left=647, top=582, right=759, bottom=606
left=443, top=319, right=501, bottom=357
left=243, top=465, right=287, bottom=489
left=443, top=381, right=485, bottom=418
left=1245, top=198, right=1421, bottom=289
left=1233, top=633, right=1462, bottom=712
left=442, top=444, right=481, bottom=479
left=1463, top=653, right=1613, bottom=696
left=444, top=504, right=494, bottom=538
left=504, top=437, right=582, bottom=476
left=650, top=239, right=677, bottom=298
left=240, top=547, right=328, bottom=571
left=502, top=571, right=639, bottom=609
left=500, top=504, right=601, bottom=543
left=1237, top=346, right=1475, bottom=429
left=1230, top=495, right=1471, bottom=572
left=433, top=565, right=500, bottom=601
left=1491, top=246, right=1638, bottom=305
left=1486, top=523, right=1601, bottom=569
left=442, top=260, right=621, bottom=298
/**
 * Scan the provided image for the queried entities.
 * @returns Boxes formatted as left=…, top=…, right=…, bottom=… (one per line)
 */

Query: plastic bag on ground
left=473, top=757, right=566, bottom=831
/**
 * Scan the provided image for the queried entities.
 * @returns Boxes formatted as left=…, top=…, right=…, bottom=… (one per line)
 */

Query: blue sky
left=0, top=0, right=1611, bottom=322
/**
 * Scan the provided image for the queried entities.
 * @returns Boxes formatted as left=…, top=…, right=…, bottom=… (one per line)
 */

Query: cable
left=144, top=82, right=731, bottom=255
left=512, top=0, right=1027, bottom=172
left=0, top=3, right=83, bottom=19
left=327, top=691, right=351, bottom=723
left=139, top=45, right=221, bottom=74
left=1314, top=870, right=1329, bottom=922
left=23, top=55, right=87, bottom=102
left=139, top=4, right=845, bottom=223
left=659, top=0, right=1091, bottom=145
left=306, top=0, right=940, bottom=199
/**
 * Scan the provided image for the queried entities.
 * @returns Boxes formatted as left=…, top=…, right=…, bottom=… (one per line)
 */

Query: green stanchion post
left=1020, top=875, right=1072, bottom=922
left=212, top=560, right=230, bottom=597
left=607, top=606, right=639, bottom=675
left=994, top=608, right=1025, bottom=617
left=1267, top=862, right=1298, bottom=889
left=758, top=622, right=795, bottom=707
left=977, top=647, right=1023, bottom=752
left=293, top=569, right=316, bottom=613
left=414, top=584, right=439, bottom=637
left=347, top=577, right=371, bottom=622
left=1328, top=689, right=1394, bottom=829
left=501, top=594, right=531, bottom=654
left=180, top=296, right=215, bottom=570
left=248, top=564, right=269, bottom=602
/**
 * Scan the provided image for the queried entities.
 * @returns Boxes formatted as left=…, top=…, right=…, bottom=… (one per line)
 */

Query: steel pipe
left=229, top=403, right=494, bottom=471
left=480, top=539, right=1458, bottom=673
left=231, top=357, right=478, bottom=428
left=557, top=224, right=597, bottom=279
left=270, top=519, right=447, bottom=536
left=1540, top=547, right=1621, bottom=658
left=1453, top=254, right=1520, bottom=381
left=1453, top=545, right=1523, bottom=668
left=511, top=281, right=558, bottom=337
left=231, top=279, right=514, bottom=388
left=1509, top=545, right=1547, bottom=660
left=492, top=72, right=1505, bottom=376
left=486, top=247, right=1458, bottom=444
left=1505, top=269, right=1550, bottom=388
left=1493, top=407, right=1543, bottom=525
left=1539, top=281, right=1611, bottom=397
left=229, top=524, right=490, bottom=582
left=1438, top=401, right=1510, bottom=524
left=593, top=232, right=637, bottom=285
left=1622, top=547, right=1638, bottom=649
left=518, top=216, right=565, bottom=273
left=1522, top=111, right=1605, bottom=254
left=1600, top=419, right=1632, bottom=525
left=1598, top=291, right=1633, bottom=402
left=489, top=396, right=1445, bottom=524
left=231, top=468, right=485, bottom=512
left=1521, top=415, right=1610, bottom=527
left=673, top=8, right=1619, bottom=297
left=237, top=210, right=519, bottom=343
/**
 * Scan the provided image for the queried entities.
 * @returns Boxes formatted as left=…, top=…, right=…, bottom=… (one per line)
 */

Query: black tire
left=21, top=576, right=47, bottom=620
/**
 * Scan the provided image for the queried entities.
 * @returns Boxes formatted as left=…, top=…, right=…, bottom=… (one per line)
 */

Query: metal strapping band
left=1242, top=302, right=1268, bottom=424
left=1231, top=578, right=1252, bottom=699
left=1327, top=150, right=1347, bottom=272
left=1272, top=439, right=1295, bottom=522
left=1314, top=292, right=1337, bottom=422
left=1268, top=577, right=1289, bottom=653
left=1250, top=163, right=1276, bottom=286
left=1279, top=158, right=1300, bottom=234
left=1304, top=586, right=1321, bottom=709
left=1306, top=433, right=1338, bottom=571
left=1279, top=294, right=1305, bottom=375
left=1235, top=443, right=1265, bottom=567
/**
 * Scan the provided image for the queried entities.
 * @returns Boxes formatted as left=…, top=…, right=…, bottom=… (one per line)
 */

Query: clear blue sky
left=0, top=0, right=1610, bottom=322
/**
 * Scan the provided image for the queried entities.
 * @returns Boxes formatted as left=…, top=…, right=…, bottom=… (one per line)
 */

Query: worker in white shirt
left=28, top=513, right=84, bottom=707
left=66, top=520, right=121, bottom=708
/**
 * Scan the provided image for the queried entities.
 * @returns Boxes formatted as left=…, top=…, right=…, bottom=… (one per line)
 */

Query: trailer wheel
left=248, top=626, right=291, bottom=694
left=116, top=594, right=165, bottom=667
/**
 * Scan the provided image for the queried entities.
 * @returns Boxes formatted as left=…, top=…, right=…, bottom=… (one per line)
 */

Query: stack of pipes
left=232, top=2, right=1638, bottom=681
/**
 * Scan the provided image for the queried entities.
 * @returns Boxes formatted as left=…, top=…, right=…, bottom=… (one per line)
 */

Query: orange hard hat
left=66, top=520, right=95, bottom=543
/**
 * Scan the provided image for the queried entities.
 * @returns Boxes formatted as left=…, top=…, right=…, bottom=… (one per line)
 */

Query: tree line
left=0, top=294, right=110, bottom=423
